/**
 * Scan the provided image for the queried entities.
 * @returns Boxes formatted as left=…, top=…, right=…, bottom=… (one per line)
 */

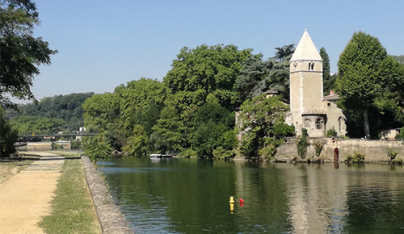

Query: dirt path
left=0, top=152, right=64, bottom=234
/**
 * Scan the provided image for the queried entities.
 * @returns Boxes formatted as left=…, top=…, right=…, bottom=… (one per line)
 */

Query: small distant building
left=285, top=29, right=347, bottom=137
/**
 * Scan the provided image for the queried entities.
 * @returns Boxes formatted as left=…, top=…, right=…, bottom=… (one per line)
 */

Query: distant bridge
left=19, top=133, right=98, bottom=138
left=17, top=133, right=99, bottom=142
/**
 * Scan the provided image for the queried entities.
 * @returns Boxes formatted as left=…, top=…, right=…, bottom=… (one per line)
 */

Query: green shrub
left=346, top=153, right=365, bottom=163
left=178, top=148, right=197, bottom=158
left=313, top=141, right=324, bottom=156
left=71, top=139, right=82, bottom=149
left=326, top=127, right=338, bottom=137
left=259, top=145, right=277, bottom=160
left=388, top=149, right=398, bottom=160
left=395, top=127, right=404, bottom=140
left=212, top=147, right=234, bottom=160
left=272, top=123, right=295, bottom=138
left=297, top=128, right=309, bottom=159
left=391, top=159, right=403, bottom=165
left=82, top=134, right=112, bottom=161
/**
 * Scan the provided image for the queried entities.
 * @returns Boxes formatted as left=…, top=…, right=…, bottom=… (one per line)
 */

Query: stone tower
left=289, top=30, right=325, bottom=137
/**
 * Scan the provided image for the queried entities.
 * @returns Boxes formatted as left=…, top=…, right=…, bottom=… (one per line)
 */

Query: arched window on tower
left=316, top=118, right=323, bottom=130
left=308, top=63, right=314, bottom=71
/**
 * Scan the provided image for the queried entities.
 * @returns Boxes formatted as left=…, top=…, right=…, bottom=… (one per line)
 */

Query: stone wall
left=81, top=156, right=133, bottom=234
left=275, top=138, right=404, bottom=162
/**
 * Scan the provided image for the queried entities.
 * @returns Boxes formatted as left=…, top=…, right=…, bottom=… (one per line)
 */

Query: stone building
left=286, top=30, right=347, bottom=137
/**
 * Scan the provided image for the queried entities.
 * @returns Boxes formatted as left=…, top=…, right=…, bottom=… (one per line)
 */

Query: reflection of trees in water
left=344, top=186, right=404, bottom=233
left=102, top=158, right=293, bottom=233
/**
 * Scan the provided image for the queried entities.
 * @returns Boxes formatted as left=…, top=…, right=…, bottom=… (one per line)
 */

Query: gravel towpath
left=0, top=152, right=64, bottom=234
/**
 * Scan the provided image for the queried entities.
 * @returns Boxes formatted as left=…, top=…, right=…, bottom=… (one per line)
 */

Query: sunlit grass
left=48, top=150, right=81, bottom=158
left=39, top=160, right=101, bottom=234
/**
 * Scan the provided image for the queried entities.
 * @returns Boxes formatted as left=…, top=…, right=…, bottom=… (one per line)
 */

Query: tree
left=0, top=0, right=57, bottom=107
left=392, top=55, right=404, bottom=65
left=0, top=106, right=18, bottom=156
left=82, top=134, right=112, bottom=161
left=274, top=44, right=295, bottom=62
left=336, top=32, right=404, bottom=138
left=191, top=103, right=235, bottom=158
left=235, top=44, right=295, bottom=102
left=164, top=44, right=254, bottom=110
left=323, top=73, right=337, bottom=95
left=238, top=95, right=291, bottom=158
left=320, top=47, right=330, bottom=82
left=122, top=125, right=148, bottom=157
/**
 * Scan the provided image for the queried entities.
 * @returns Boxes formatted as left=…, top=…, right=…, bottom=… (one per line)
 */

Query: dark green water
left=98, top=158, right=404, bottom=234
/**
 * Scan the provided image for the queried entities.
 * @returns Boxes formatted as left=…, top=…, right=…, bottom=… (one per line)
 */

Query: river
left=98, top=157, right=404, bottom=234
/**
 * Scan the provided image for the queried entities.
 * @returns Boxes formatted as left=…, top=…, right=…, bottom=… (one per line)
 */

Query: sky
left=24, top=0, right=404, bottom=102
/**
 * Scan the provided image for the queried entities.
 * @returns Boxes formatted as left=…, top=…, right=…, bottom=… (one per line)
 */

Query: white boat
left=150, top=154, right=162, bottom=159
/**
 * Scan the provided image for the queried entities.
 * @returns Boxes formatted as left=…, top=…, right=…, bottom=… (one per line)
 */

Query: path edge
left=81, top=156, right=133, bottom=234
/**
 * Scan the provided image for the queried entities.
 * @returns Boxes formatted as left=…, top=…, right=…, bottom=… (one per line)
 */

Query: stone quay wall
left=275, top=138, right=404, bottom=162
left=81, top=156, right=133, bottom=234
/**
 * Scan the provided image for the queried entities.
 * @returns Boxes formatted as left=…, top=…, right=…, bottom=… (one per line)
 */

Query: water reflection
left=99, top=158, right=404, bottom=234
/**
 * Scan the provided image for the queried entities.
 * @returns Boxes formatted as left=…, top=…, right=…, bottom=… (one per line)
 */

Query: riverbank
left=0, top=152, right=101, bottom=234
left=0, top=152, right=64, bottom=233
left=39, top=159, right=101, bottom=234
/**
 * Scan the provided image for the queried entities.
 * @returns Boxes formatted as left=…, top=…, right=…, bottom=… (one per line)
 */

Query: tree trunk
left=363, top=108, right=371, bottom=139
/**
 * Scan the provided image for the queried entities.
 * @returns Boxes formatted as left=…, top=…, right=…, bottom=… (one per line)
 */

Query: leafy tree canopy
left=236, top=44, right=294, bottom=102
left=0, top=0, right=57, bottom=108
left=238, top=95, right=292, bottom=158
left=336, top=31, right=404, bottom=138
left=164, top=44, right=254, bottom=110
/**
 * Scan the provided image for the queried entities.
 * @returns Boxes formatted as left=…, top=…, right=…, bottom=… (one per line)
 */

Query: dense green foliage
left=320, top=47, right=336, bottom=95
left=320, top=47, right=330, bottom=82
left=238, top=95, right=293, bottom=159
left=392, top=55, right=404, bottom=65
left=297, top=128, right=309, bottom=159
left=326, top=127, right=338, bottom=137
left=236, top=44, right=295, bottom=102
left=345, top=153, right=365, bottom=163
left=0, top=107, right=18, bottom=156
left=7, top=92, right=93, bottom=134
left=81, top=44, right=255, bottom=160
left=0, top=0, right=57, bottom=108
left=336, top=32, right=404, bottom=138
left=80, top=44, right=297, bottom=160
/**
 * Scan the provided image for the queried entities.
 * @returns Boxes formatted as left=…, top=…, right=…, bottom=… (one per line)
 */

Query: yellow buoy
left=229, top=196, right=235, bottom=204
left=230, top=203, right=234, bottom=214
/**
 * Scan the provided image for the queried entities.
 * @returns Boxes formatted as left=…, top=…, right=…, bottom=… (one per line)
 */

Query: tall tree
left=235, top=44, right=295, bottom=102
left=164, top=44, right=254, bottom=111
left=238, top=95, right=292, bottom=158
left=274, top=44, right=295, bottom=61
left=320, top=47, right=330, bottom=81
left=336, top=32, right=402, bottom=138
left=0, top=0, right=57, bottom=107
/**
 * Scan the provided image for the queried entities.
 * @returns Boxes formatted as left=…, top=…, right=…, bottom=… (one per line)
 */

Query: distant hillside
left=8, top=92, right=94, bottom=134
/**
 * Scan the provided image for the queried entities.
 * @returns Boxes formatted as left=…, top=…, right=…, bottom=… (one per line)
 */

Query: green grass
left=49, top=150, right=81, bottom=158
left=39, top=160, right=101, bottom=234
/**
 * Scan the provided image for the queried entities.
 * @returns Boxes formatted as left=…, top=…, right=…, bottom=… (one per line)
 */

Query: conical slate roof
left=290, top=29, right=322, bottom=61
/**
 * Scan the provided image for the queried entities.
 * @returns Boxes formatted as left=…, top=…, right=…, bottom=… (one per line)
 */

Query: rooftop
left=290, top=29, right=322, bottom=62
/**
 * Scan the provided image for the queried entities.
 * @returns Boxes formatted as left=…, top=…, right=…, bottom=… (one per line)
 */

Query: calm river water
left=98, top=158, right=404, bottom=234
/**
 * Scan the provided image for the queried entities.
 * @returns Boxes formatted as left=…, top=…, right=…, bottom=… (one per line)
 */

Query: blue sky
left=28, top=0, right=404, bottom=101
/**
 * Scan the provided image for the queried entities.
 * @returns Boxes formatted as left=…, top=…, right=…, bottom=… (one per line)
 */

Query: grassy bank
left=39, top=159, right=101, bottom=234
left=48, top=150, right=81, bottom=158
